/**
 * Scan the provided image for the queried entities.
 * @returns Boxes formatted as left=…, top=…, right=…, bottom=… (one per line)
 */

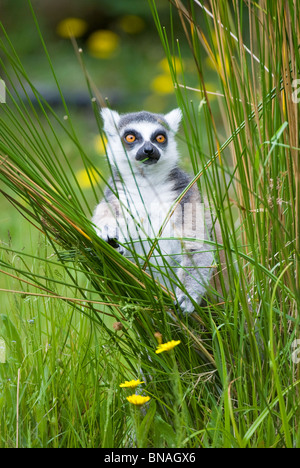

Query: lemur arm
left=92, top=184, right=125, bottom=253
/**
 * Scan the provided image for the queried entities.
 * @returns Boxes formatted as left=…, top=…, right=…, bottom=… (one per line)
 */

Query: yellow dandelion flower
left=76, top=167, right=100, bottom=189
left=94, top=135, right=107, bottom=154
left=119, top=15, right=145, bottom=35
left=126, top=394, right=151, bottom=406
left=87, top=30, right=120, bottom=59
left=119, top=379, right=145, bottom=389
left=155, top=340, right=181, bottom=354
left=159, top=56, right=182, bottom=74
left=151, top=74, right=174, bottom=95
left=56, top=17, right=88, bottom=39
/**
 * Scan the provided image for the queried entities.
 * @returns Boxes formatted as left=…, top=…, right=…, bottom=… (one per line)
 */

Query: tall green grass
left=0, top=0, right=299, bottom=448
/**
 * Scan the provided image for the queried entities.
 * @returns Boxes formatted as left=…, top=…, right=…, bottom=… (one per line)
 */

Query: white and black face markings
left=122, top=128, right=168, bottom=148
left=119, top=119, right=169, bottom=165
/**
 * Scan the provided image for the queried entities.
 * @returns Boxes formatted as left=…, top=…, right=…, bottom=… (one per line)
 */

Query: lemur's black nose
left=136, top=142, right=160, bottom=164
left=143, top=143, right=154, bottom=155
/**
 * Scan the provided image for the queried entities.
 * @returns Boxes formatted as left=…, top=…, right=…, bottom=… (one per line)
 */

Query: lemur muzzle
left=135, top=142, right=160, bottom=164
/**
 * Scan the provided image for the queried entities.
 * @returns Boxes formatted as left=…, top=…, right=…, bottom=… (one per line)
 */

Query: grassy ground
left=0, top=0, right=299, bottom=448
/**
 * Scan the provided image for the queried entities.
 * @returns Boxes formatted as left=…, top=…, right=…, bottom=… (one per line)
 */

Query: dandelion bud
left=154, top=332, right=163, bottom=344
left=113, top=321, right=123, bottom=331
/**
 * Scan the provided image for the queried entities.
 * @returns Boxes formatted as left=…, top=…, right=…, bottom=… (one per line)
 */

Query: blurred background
left=0, top=0, right=222, bottom=244
left=1, top=0, right=201, bottom=110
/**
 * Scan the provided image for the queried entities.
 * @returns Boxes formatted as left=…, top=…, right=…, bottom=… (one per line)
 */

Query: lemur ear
left=164, top=108, right=182, bottom=133
left=101, top=108, right=120, bottom=137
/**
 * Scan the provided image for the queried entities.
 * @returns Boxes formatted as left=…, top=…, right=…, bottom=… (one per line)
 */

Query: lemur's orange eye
left=125, top=134, right=136, bottom=143
left=156, top=134, right=166, bottom=143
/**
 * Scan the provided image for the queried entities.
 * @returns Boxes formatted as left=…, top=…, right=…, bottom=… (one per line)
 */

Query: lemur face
left=101, top=108, right=182, bottom=172
left=122, top=122, right=167, bottom=165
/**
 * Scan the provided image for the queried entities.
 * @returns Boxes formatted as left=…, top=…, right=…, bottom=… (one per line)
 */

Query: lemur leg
left=175, top=243, right=214, bottom=315
left=173, top=194, right=216, bottom=315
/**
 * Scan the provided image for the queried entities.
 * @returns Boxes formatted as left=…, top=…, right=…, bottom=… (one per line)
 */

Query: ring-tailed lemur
left=92, top=108, right=219, bottom=315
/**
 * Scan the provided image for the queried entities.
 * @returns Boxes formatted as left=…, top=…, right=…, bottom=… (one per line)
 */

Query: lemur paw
left=107, top=238, right=125, bottom=255
left=175, top=292, right=196, bottom=316
left=95, top=224, right=125, bottom=255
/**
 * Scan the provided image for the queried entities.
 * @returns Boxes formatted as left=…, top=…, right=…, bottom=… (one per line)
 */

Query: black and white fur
left=92, top=108, right=217, bottom=315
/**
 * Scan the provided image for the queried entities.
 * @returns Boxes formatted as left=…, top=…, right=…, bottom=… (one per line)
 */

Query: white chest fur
left=116, top=174, right=181, bottom=280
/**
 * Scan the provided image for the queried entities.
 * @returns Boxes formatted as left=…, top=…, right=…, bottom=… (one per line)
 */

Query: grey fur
left=118, top=111, right=167, bottom=130
left=167, top=167, right=198, bottom=205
